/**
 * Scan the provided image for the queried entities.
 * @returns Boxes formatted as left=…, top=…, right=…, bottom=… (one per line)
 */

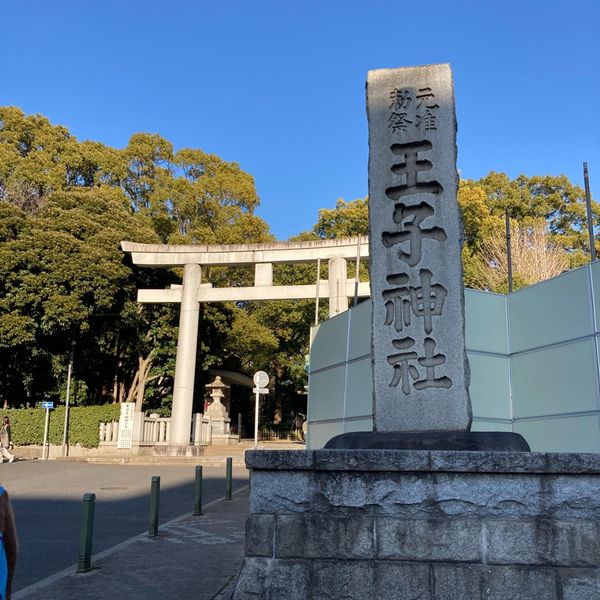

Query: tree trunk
left=135, top=355, right=146, bottom=411
left=272, top=363, right=285, bottom=425
left=126, top=351, right=155, bottom=412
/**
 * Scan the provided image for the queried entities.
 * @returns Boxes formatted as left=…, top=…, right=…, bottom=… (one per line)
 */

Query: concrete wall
left=307, top=263, right=600, bottom=452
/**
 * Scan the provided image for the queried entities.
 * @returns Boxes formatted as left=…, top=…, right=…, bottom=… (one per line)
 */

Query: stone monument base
left=211, top=433, right=240, bottom=445
left=324, top=430, right=530, bottom=452
left=230, top=449, right=600, bottom=599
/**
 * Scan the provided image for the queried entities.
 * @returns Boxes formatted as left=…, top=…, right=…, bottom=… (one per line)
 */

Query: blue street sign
left=41, top=401, right=54, bottom=409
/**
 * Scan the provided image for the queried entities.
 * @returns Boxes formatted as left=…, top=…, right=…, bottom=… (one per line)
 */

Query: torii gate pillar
left=169, top=263, right=202, bottom=454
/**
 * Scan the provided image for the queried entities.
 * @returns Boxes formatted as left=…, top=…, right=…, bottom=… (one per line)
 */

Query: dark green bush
left=4, top=404, right=121, bottom=448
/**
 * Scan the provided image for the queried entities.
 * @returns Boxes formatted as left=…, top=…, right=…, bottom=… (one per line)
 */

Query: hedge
left=3, top=404, right=121, bottom=448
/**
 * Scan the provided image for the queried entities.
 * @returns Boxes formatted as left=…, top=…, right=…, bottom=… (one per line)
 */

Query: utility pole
left=584, top=162, right=596, bottom=262
left=505, top=211, right=513, bottom=293
left=61, top=339, right=76, bottom=457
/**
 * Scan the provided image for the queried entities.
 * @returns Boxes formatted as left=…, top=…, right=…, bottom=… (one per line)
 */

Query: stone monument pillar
left=368, top=64, right=470, bottom=432
left=327, top=64, right=526, bottom=451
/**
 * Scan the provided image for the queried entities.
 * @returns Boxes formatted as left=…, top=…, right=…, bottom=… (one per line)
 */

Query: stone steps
left=50, top=455, right=248, bottom=467
left=16, top=440, right=305, bottom=467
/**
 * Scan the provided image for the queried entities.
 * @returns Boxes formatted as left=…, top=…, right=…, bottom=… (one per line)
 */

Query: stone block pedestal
left=231, top=449, right=600, bottom=599
left=152, top=444, right=204, bottom=457
left=211, top=433, right=239, bottom=445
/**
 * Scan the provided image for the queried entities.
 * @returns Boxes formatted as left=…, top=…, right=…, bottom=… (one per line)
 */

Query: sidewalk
left=14, top=486, right=249, bottom=600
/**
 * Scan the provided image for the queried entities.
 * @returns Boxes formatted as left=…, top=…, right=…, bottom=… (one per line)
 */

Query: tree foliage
left=459, top=173, right=599, bottom=291
left=314, top=197, right=368, bottom=238
left=0, top=107, right=274, bottom=412
left=0, top=185, right=161, bottom=405
left=310, top=177, right=597, bottom=295
left=468, top=220, right=570, bottom=293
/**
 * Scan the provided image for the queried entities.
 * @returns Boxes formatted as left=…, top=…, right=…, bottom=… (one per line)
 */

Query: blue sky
left=2, top=0, right=599, bottom=240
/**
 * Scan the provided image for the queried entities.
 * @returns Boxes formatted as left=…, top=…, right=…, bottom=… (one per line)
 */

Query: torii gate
left=121, top=236, right=370, bottom=455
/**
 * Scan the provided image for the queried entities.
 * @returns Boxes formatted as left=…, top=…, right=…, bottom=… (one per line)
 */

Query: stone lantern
left=204, top=376, right=237, bottom=445
left=205, top=376, right=229, bottom=417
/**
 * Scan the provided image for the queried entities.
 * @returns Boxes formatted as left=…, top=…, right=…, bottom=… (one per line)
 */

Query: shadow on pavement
left=10, top=468, right=248, bottom=591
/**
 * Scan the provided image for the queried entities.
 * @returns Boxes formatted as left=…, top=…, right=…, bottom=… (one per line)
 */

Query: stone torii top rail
left=121, top=237, right=370, bottom=265
left=122, top=238, right=370, bottom=312
left=121, top=236, right=370, bottom=454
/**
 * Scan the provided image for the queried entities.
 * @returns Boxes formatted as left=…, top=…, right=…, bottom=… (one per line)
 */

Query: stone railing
left=192, top=414, right=212, bottom=445
left=99, top=420, right=119, bottom=443
left=259, top=428, right=302, bottom=441
left=99, top=412, right=211, bottom=449
left=141, top=415, right=171, bottom=444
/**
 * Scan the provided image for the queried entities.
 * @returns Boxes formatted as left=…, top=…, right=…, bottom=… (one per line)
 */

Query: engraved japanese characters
left=367, top=64, right=471, bottom=432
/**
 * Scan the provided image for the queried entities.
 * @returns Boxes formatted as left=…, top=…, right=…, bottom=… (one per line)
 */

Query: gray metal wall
left=307, top=263, right=600, bottom=452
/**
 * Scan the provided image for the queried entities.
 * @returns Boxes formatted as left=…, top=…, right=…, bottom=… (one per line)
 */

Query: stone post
left=169, top=263, right=202, bottom=453
left=131, top=411, right=145, bottom=452
left=328, top=257, right=348, bottom=317
left=254, top=262, right=273, bottom=286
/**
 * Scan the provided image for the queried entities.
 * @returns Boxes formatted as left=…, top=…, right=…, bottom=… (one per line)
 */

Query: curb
left=46, top=456, right=248, bottom=467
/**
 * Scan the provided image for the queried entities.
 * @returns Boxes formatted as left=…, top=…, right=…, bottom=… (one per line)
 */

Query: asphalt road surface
left=0, top=459, right=249, bottom=592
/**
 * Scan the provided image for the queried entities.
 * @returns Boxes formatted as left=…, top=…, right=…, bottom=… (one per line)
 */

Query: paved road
left=14, top=487, right=249, bottom=600
left=0, top=459, right=248, bottom=592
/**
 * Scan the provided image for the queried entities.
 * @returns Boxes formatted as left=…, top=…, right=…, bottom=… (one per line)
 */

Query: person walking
left=294, top=413, right=306, bottom=441
left=0, top=420, right=14, bottom=464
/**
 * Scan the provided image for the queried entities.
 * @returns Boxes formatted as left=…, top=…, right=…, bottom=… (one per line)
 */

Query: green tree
left=0, top=107, right=275, bottom=411
left=0, top=187, right=161, bottom=406
left=459, top=173, right=599, bottom=290
left=314, top=197, right=368, bottom=238
left=476, top=172, right=598, bottom=267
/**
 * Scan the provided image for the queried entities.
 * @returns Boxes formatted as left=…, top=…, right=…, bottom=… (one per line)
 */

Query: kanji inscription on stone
left=367, top=64, right=471, bottom=432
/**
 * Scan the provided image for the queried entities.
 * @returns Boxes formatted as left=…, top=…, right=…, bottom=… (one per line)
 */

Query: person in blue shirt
left=0, top=485, right=16, bottom=599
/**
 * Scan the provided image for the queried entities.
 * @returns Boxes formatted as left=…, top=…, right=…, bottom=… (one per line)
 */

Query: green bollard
left=149, top=475, right=160, bottom=537
left=77, top=493, right=96, bottom=573
left=193, top=465, right=203, bottom=516
left=225, top=457, right=232, bottom=501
